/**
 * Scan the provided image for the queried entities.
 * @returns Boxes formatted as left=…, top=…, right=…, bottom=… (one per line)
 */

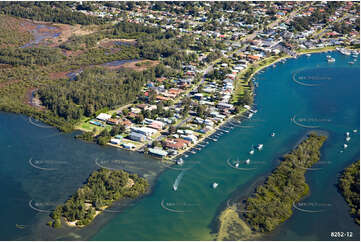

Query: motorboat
left=249, top=149, right=255, bottom=155
left=306, top=53, right=311, bottom=57
left=176, top=158, right=184, bottom=166
left=346, top=132, right=350, bottom=136
left=327, top=58, right=335, bottom=63
left=271, top=132, right=276, bottom=137
left=353, top=129, right=357, bottom=133
left=346, top=136, right=351, bottom=142
left=235, top=162, right=239, bottom=168
left=245, top=159, right=250, bottom=165
left=257, top=144, right=263, bottom=150
left=212, top=182, right=219, bottom=189
left=248, top=113, right=253, bottom=119
left=344, top=144, right=348, bottom=149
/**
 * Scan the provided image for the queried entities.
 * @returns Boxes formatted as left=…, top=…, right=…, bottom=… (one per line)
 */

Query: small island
left=216, top=133, right=327, bottom=240
left=48, top=168, right=149, bottom=228
left=338, top=160, right=360, bottom=225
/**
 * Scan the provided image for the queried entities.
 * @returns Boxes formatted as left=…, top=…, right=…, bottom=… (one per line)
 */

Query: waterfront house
left=148, top=148, right=168, bottom=158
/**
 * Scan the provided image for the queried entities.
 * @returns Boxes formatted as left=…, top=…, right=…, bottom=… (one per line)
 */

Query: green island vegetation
left=338, top=160, right=360, bottom=224
left=48, top=168, right=149, bottom=228
left=216, top=133, right=327, bottom=240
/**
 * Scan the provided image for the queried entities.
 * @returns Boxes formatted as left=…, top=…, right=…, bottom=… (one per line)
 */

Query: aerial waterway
left=0, top=51, right=359, bottom=241
left=92, top=51, right=360, bottom=241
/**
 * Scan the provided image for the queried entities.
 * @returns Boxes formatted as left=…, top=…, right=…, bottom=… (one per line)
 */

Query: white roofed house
left=96, top=113, right=111, bottom=121
left=131, top=126, right=157, bottom=137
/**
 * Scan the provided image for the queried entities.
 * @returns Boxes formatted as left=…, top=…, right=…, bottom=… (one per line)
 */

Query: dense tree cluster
left=38, top=67, right=156, bottom=121
left=338, top=160, right=360, bottom=224
left=49, top=168, right=149, bottom=227
left=243, top=133, right=327, bottom=232
left=0, top=47, right=65, bottom=66
left=0, top=2, right=106, bottom=25
left=112, top=22, right=176, bottom=40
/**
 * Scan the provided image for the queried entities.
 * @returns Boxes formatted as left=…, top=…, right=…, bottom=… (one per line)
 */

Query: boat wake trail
left=173, top=170, right=186, bottom=191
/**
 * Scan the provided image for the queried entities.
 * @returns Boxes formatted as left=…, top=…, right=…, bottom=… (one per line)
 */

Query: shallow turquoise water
left=0, top=51, right=359, bottom=241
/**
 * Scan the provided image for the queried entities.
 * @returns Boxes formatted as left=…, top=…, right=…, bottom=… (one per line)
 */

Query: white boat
left=235, top=163, right=239, bottom=168
left=245, top=159, right=250, bottom=165
left=271, top=132, right=275, bottom=137
left=346, top=132, right=350, bottom=136
left=348, top=61, right=355, bottom=65
left=212, top=182, right=218, bottom=189
left=306, top=53, right=311, bottom=57
left=344, top=144, right=348, bottom=149
left=248, top=113, right=253, bottom=119
left=346, top=136, right=351, bottom=142
left=249, top=149, right=255, bottom=155
left=326, top=55, right=331, bottom=58
left=176, top=158, right=184, bottom=166
left=353, top=129, right=357, bottom=133
left=257, top=144, right=263, bottom=150
left=327, top=58, right=335, bottom=63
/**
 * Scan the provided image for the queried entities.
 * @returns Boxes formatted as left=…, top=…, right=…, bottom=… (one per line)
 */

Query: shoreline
left=75, top=47, right=345, bottom=166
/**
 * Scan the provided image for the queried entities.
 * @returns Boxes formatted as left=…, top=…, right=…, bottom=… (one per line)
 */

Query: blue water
left=0, top=115, right=164, bottom=240
left=0, top=51, right=359, bottom=241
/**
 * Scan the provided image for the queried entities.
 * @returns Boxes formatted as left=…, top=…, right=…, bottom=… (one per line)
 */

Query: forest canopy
left=38, top=67, right=156, bottom=121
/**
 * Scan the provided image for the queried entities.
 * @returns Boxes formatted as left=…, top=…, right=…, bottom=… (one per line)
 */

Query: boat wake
left=173, top=170, right=186, bottom=191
